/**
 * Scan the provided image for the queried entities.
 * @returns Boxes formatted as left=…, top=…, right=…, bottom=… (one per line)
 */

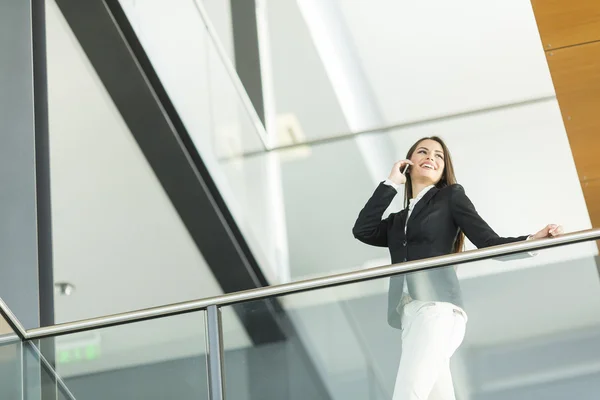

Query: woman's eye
left=418, top=150, right=427, bottom=154
left=436, top=154, right=444, bottom=160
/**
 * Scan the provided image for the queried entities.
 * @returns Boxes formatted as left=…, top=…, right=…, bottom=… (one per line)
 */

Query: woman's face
left=409, top=139, right=445, bottom=185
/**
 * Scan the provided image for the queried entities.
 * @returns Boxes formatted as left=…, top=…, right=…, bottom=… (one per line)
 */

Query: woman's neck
left=411, top=181, right=433, bottom=199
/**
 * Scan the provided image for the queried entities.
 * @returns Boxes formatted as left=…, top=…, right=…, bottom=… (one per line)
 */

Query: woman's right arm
left=352, top=160, right=412, bottom=247
left=352, top=183, right=398, bottom=247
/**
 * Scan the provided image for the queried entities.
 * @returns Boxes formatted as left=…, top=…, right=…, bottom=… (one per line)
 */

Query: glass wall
left=34, top=311, right=210, bottom=400
left=1, top=235, right=599, bottom=398
left=113, top=0, right=593, bottom=286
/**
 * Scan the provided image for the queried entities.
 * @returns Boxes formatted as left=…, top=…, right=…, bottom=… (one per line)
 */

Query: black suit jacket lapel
left=407, top=187, right=439, bottom=229
left=398, top=208, right=408, bottom=230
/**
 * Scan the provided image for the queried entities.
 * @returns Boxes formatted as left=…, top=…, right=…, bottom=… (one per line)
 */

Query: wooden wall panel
left=546, top=42, right=600, bottom=182
left=582, top=178, right=600, bottom=226
left=531, top=0, right=600, bottom=229
left=531, top=0, right=600, bottom=50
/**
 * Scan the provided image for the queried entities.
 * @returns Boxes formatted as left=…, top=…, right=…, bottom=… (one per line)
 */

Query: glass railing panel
left=0, top=322, right=23, bottom=399
left=118, top=0, right=288, bottom=284
left=220, top=240, right=599, bottom=400
left=34, top=311, right=211, bottom=400
left=119, top=0, right=265, bottom=155
left=23, top=342, right=42, bottom=400
left=37, top=349, right=60, bottom=400
left=23, top=341, right=75, bottom=400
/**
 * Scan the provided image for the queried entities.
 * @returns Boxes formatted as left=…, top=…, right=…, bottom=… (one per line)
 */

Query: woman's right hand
left=387, top=160, right=414, bottom=186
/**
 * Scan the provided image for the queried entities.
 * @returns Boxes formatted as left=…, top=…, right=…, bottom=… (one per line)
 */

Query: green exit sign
left=57, top=344, right=101, bottom=364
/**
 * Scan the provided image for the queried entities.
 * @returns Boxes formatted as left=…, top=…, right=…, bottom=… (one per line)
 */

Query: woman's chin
left=412, top=173, right=440, bottom=185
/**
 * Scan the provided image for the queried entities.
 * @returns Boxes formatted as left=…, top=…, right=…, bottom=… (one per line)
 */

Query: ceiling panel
left=531, top=0, right=600, bottom=50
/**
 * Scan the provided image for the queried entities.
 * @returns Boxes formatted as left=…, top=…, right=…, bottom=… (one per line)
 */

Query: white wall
left=338, top=0, right=555, bottom=124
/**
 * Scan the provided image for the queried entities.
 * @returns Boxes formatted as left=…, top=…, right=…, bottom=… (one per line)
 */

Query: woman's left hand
left=531, top=224, right=564, bottom=239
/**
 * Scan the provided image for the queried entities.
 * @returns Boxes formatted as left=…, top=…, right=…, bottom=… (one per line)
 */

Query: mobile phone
left=401, top=164, right=410, bottom=175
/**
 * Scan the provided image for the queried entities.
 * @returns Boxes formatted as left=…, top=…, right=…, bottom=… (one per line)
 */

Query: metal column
left=0, top=0, right=53, bottom=330
left=206, top=305, right=225, bottom=400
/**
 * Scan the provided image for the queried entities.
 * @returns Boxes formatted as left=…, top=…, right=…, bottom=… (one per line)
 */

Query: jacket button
left=402, top=240, right=407, bottom=246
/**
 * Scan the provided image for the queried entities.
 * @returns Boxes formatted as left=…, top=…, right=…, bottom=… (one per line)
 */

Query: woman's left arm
left=449, top=184, right=562, bottom=249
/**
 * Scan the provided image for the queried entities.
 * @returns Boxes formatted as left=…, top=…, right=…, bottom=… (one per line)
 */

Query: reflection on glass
left=220, top=241, right=600, bottom=399
left=35, top=312, right=209, bottom=400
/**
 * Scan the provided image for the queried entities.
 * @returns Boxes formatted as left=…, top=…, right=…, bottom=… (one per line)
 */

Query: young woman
left=352, top=136, right=563, bottom=400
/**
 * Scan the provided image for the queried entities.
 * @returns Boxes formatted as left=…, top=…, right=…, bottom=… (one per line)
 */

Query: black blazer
left=353, top=183, right=527, bottom=328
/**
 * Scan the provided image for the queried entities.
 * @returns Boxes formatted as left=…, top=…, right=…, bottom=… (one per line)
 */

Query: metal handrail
left=220, top=95, right=556, bottom=160
left=0, top=297, right=27, bottom=340
left=14, top=228, right=599, bottom=340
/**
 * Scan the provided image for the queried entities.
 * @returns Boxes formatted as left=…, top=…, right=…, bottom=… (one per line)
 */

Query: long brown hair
left=403, top=136, right=465, bottom=253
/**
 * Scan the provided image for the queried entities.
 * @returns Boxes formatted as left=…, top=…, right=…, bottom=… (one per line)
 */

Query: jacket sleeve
left=352, top=183, right=398, bottom=247
left=449, top=184, right=528, bottom=248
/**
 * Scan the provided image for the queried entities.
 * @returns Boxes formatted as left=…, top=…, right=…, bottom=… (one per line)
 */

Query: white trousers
left=392, top=300, right=467, bottom=400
